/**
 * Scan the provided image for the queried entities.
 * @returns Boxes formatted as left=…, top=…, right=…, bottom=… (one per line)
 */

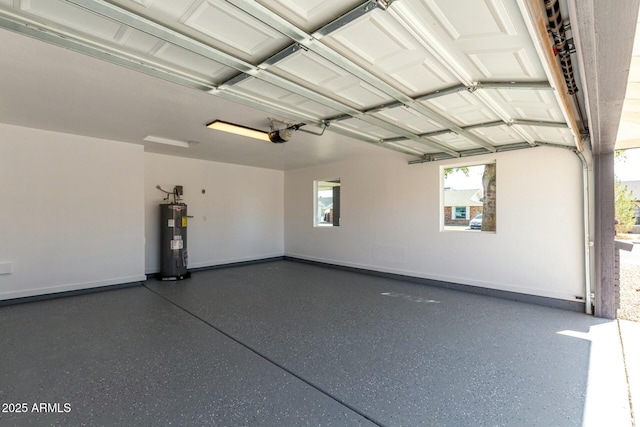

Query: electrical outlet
left=175, top=185, right=183, bottom=195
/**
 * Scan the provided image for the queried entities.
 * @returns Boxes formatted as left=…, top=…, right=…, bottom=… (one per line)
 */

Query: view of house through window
left=443, top=163, right=496, bottom=232
left=315, top=179, right=341, bottom=227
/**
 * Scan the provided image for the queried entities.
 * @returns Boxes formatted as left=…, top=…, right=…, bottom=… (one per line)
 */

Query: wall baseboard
left=1, top=256, right=586, bottom=313
left=0, top=281, right=143, bottom=307
left=284, top=256, right=586, bottom=313
left=145, top=256, right=286, bottom=279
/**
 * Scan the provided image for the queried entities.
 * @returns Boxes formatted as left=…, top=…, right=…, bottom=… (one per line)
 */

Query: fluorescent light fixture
left=207, top=120, right=270, bottom=142
left=143, top=135, right=191, bottom=148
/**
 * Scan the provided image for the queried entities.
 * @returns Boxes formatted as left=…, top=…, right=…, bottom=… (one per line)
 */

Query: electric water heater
left=159, top=203, right=189, bottom=280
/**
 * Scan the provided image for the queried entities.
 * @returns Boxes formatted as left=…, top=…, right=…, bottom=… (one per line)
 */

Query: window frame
left=453, top=206, right=469, bottom=220
left=440, top=160, right=496, bottom=233
left=313, top=178, right=341, bottom=228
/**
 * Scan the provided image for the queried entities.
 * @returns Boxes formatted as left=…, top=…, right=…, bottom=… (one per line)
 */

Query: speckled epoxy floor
left=0, top=260, right=621, bottom=426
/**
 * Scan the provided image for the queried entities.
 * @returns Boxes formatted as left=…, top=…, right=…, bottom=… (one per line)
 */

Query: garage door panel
left=321, top=9, right=459, bottom=96
left=270, top=50, right=393, bottom=110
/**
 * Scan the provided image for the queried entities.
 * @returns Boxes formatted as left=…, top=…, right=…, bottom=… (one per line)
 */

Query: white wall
left=0, top=123, right=583, bottom=303
left=144, top=153, right=284, bottom=274
left=285, top=146, right=585, bottom=301
left=0, top=124, right=146, bottom=300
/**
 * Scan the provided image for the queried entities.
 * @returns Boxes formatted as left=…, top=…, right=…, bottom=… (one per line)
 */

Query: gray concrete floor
left=0, top=260, right=635, bottom=426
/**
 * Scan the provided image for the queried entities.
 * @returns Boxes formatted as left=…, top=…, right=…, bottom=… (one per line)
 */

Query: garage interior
left=1, top=0, right=639, bottom=425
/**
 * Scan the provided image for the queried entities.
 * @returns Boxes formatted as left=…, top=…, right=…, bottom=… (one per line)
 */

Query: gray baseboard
left=284, top=256, right=586, bottom=313
left=145, top=256, right=286, bottom=279
left=2, top=256, right=585, bottom=313
left=0, top=281, right=142, bottom=307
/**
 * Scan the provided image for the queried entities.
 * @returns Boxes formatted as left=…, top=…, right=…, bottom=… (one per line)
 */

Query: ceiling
left=0, top=0, right=630, bottom=170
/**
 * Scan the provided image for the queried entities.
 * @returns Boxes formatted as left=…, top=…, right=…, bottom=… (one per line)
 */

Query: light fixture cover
left=207, top=120, right=270, bottom=142
left=143, top=135, right=190, bottom=148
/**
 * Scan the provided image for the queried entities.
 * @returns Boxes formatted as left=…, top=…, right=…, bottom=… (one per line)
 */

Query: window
left=453, top=207, right=468, bottom=220
left=442, top=162, right=496, bottom=232
left=314, top=179, right=341, bottom=227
